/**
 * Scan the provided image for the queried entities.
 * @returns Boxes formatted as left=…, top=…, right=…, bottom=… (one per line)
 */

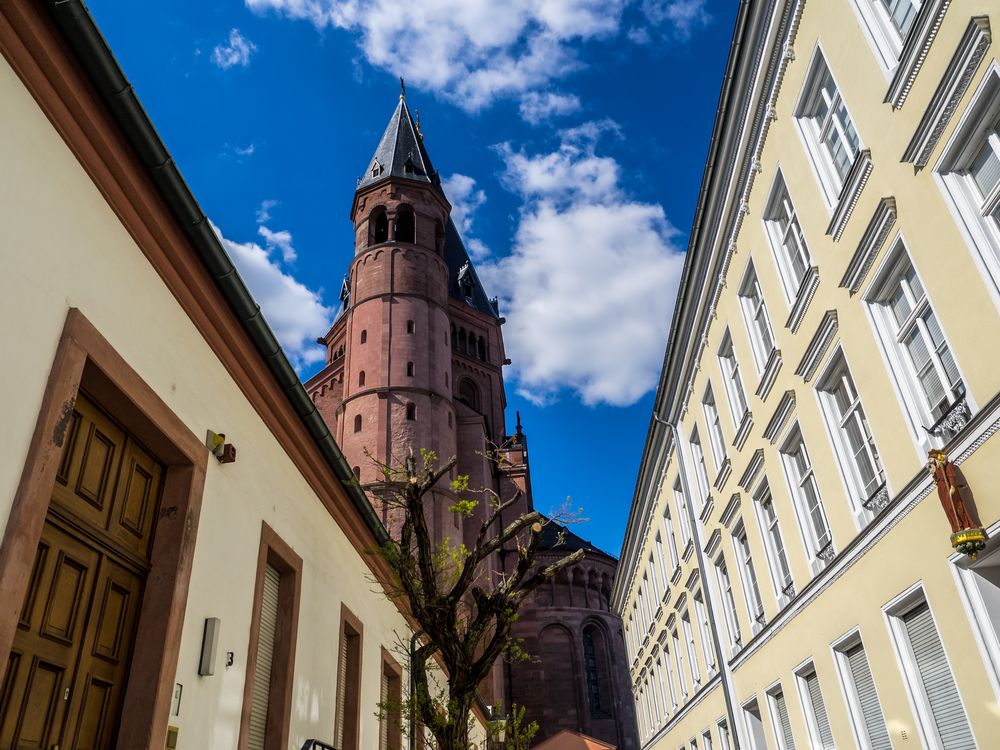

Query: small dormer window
left=457, top=261, right=474, bottom=298
left=371, top=160, right=383, bottom=178
left=403, top=154, right=415, bottom=175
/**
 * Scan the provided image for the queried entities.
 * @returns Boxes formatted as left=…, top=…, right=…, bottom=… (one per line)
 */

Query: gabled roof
left=357, top=96, right=439, bottom=192
left=531, top=729, right=616, bottom=750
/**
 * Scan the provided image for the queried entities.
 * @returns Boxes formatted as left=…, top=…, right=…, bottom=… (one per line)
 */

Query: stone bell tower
left=307, top=89, right=467, bottom=542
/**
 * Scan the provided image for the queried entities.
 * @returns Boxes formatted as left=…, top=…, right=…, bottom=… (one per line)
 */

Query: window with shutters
left=239, top=525, right=302, bottom=750
left=796, top=664, right=835, bottom=750
left=765, top=684, right=797, bottom=750
left=335, top=606, right=363, bottom=750
left=832, top=633, right=892, bottom=750
left=865, top=240, right=969, bottom=450
left=886, top=591, right=976, bottom=750
left=380, top=649, right=403, bottom=750
left=816, top=350, right=887, bottom=522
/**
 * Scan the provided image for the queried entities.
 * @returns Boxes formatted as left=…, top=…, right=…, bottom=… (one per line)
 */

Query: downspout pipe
left=43, top=0, right=388, bottom=545
left=658, top=415, right=741, bottom=749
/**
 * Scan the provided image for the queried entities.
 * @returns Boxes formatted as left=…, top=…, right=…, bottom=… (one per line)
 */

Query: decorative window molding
left=784, top=266, right=821, bottom=332
left=904, top=16, right=992, bottom=168
left=755, top=348, right=783, bottom=402
left=753, top=478, right=796, bottom=605
left=713, top=459, right=733, bottom=494
left=933, top=59, right=1000, bottom=312
left=700, top=493, right=716, bottom=525
left=732, top=521, right=767, bottom=632
left=719, top=329, right=751, bottom=432
left=841, top=198, right=897, bottom=294
left=763, top=390, right=797, bottom=444
left=733, top=410, right=755, bottom=452
left=764, top=170, right=815, bottom=304
left=738, top=449, right=766, bottom=492
left=886, top=0, right=953, bottom=109
left=739, top=262, right=779, bottom=375
left=720, top=494, right=742, bottom=530
left=848, top=0, right=926, bottom=77
left=779, top=423, right=834, bottom=575
left=705, top=529, right=723, bottom=558
left=795, top=310, right=839, bottom=382
left=826, top=149, right=874, bottom=241
left=686, top=569, right=702, bottom=590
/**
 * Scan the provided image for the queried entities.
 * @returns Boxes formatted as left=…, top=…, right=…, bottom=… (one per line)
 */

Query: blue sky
left=86, top=0, right=737, bottom=557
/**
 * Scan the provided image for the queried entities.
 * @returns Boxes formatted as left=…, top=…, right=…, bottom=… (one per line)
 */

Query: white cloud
left=212, top=221, right=333, bottom=369
left=519, top=91, right=581, bottom=124
left=480, top=123, right=685, bottom=407
left=245, top=0, right=706, bottom=110
left=641, top=0, right=711, bottom=40
left=442, top=173, right=491, bottom=261
left=256, top=199, right=280, bottom=223
left=211, top=28, right=257, bottom=69
left=258, top=225, right=297, bottom=263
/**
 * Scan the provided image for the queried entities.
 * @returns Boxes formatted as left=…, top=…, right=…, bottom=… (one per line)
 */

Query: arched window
left=458, top=328, right=467, bottom=353
left=406, top=362, right=414, bottom=377
left=353, top=415, right=362, bottom=433
left=352, top=465, right=361, bottom=479
left=358, top=371, right=366, bottom=387
left=406, top=320, right=415, bottom=334
left=477, top=337, right=487, bottom=361
left=434, top=220, right=445, bottom=253
left=395, top=206, right=415, bottom=243
left=370, top=207, right=388, bottom=245
left=458, top=379, right=480, bottom=412
left=360, top=329, right=367, bottom=344
left=451, top=325, right=457, bottom=350
left=583, top=626, right=613, bottom=719
left=406, top=403, right=416, bottom=421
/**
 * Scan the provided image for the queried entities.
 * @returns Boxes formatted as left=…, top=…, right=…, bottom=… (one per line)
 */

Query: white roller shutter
left=845, top=642, right=891, bottom=750
left=335, top=632, right=348, bottom=747
left=380, top=669, right=390, bottom=750
left=803, top=670, right=834, bottom=749
left=247, top=564, right=281, bottom=750
left=903, top=602, right=975, bottom=750
left=773, top=690, right=796, bottom=750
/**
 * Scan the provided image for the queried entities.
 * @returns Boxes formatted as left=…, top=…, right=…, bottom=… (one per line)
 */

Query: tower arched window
left=395, top=205, right=415, bottom=243
left=406, top=403, right=416, bottom=421
left=370, top=207, right=388, bottom=245
left=458, top=328, right=467, bottom=353
left=583, top=626, right=613, bottom=719
left=406, top=320, right=415, bottom=334
left=360, top=329, right=367, bottom=344
left=353, top=415, right=362, bottom=433
left=358, top=371, right=366, bottom=387
left=406, top=362, right=414, bottom=377
left=434, top=220, right=445, bottom=253
left=477, top=337, right=487, bottom=361
left=353, top=466, right=361, bottom=479
left=451, top=324, right=457, bottom=350
left=458, top=379, right=480, bottom=412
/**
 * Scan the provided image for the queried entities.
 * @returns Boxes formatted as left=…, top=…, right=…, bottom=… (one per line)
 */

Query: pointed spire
left=357, top=90, right=438, bottom=193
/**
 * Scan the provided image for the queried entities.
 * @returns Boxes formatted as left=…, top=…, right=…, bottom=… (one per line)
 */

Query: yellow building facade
left=613, top=1, right=1000, bottom=749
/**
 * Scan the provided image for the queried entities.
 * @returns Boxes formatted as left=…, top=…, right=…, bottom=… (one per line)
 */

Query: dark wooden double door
left=0, top=395, right=163, bottom=749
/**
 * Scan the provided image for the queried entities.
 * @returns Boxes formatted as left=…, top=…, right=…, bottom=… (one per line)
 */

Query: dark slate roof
left=357, top=96, right=439, bottom=191
left=538, top=519, right=616, bottom=561
left=442, top=217, right=499, bottom=319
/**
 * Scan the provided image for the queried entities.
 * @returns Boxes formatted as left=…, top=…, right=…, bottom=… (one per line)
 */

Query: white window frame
left=674, top=479, right=693, bottom=547
left=694, top=591, right=716, bottom=672
left=663, top=636, right=680, bottom=710
left=732, top=520, right=766, bottom=633
left=673, top=630, right=689, bottom=699
left=779, top=422, right=834, bottom=575
left=794, top=46, right=864, bottom=207
left=751, top=477, right=795, bottom=607
left=703, top=384, right=728, bottom=474
left=794, top=661, right=836, bottom=750
left=741, top=696, right=769, bottom=750
left=950, top=523, right=1000, bottom=707
left=882, top=583, right=978, bottom=750
left=848, top=0, right=923, bottom=75
left=815, top=346, right=888, bottom=529
left=715, top=553, right=743, bottom=653
left=664, top=505, right=681, bottom=571
left=718, top=329, right=750, bottom=428
left=689, top=428, right=711, bottom=506
left=682, top=610, right=702, bottom=686
left=717, top=718, right=732, bottom=750
left=763, top=170, right=814, bottom=304
left=863, top=236, right=972, bottom=455
left=738, top=262, right=777, bottom=374
left=655, top=532, right=669, bottom=593
left=764, top=682, right=797, bottom=750
left=655, top=655, right=671, bottom=721
left=831, top=628, right=893, bottom=750
left=935, top=63, right=1000, bottom=313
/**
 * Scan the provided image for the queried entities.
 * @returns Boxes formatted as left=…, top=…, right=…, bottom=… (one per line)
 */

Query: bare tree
left=367, top=448, right=584, bottom=750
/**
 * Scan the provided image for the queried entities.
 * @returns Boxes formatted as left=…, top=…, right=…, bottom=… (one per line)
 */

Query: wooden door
left=0, top=394, right=162, bottom=750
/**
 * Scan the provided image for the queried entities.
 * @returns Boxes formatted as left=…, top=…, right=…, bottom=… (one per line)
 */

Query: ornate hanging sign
left=927, top=450, right=987, bottom=558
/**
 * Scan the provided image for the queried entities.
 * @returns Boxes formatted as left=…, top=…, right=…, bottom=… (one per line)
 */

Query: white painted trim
left=845, top=0, right=905, bottom=78
left=830, top=627, right=891, bottom=750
